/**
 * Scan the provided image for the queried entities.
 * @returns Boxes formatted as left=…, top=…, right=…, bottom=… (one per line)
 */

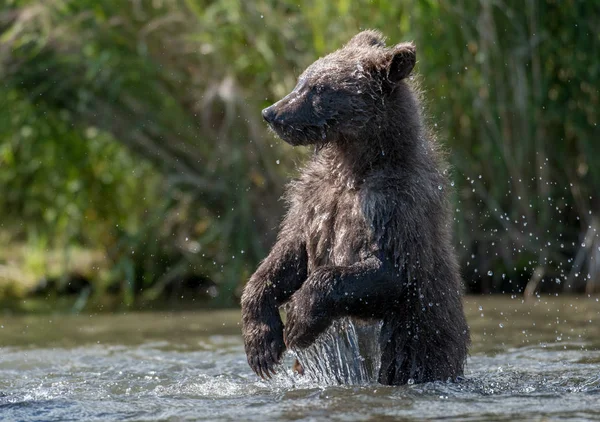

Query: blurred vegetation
left=0, top=0, right=598, bottom=310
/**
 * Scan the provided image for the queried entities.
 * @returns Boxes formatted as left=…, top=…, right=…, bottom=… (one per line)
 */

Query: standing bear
left=241, top=30, right=469, bottom=385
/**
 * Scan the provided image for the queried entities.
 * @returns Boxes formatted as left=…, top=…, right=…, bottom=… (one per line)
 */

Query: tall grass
left=0, top=0, right=598, bottom=304
left=415, top=1, right=599, bottom=294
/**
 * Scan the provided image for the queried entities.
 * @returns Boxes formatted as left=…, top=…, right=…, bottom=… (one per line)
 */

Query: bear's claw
left=244, top=318, right=285, bottom=379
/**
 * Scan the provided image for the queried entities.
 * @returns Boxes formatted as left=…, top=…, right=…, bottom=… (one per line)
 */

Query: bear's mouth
left=266, top=123, right=302, bottom=146
left=268, top=122, right=328, bottom=147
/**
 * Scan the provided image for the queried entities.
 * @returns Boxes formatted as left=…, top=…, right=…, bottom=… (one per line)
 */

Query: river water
left=1, top=296, right=599, bottom=421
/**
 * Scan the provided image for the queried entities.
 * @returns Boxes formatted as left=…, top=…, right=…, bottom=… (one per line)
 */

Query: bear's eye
left=314, top=84, right=326, bottom=94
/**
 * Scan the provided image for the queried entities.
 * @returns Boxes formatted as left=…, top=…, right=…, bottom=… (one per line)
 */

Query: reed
left=0, top=0, right=597, bottom=304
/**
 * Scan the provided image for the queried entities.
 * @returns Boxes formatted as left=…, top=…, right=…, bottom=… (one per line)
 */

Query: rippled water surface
left=1, top=297, right=600, bottom=421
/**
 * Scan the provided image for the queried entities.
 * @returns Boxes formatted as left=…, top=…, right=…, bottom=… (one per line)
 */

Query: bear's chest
left=297, top=184, right=373, bottom=271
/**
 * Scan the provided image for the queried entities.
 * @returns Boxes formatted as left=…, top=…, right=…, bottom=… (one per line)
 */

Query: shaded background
left=0, top=0, right=598, bottom=312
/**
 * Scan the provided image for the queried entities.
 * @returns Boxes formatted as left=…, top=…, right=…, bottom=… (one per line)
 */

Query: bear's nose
left=262, top=106, right=276, bottom=124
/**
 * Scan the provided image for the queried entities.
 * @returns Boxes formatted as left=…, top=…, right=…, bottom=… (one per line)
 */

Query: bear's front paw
left=243, top=316, right=285, bottom=379
left=284, top=289, right=332, bottom=349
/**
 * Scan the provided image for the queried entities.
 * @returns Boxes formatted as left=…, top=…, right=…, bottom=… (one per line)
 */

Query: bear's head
left=262, top=30, right=416, bottom=146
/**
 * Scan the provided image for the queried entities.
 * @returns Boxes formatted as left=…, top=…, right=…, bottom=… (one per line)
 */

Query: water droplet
left=487, top=271, right=493, bottom=276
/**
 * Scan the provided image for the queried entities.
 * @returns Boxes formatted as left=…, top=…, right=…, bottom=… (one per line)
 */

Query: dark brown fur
left=241, top=30, right=470, bottom=385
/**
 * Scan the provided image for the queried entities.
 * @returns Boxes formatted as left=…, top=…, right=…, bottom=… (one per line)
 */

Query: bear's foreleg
left=284, top=255, right=401, bottom=349
left=241, top=238, right=308, bottom=378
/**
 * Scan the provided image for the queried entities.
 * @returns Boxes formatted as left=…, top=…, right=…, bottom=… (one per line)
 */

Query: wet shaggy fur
left=241, top=30, right=470, bottom=385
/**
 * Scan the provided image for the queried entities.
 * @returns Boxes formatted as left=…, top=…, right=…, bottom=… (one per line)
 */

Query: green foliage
left=414, top=1, right=600, bottom=294
left=0, top=89, right=161, bottom=245
left=0, top=0, right=598, bottom=307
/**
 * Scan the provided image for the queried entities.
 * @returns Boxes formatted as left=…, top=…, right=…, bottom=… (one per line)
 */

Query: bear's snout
left=261, top=86, right=328, bottom=146
left=262, top=106, right=276, bottom=124
left=261, top=102, right=292, bottom=128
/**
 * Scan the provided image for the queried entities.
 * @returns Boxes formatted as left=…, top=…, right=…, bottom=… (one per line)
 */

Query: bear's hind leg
left=377, top=314, right=465, bottom=385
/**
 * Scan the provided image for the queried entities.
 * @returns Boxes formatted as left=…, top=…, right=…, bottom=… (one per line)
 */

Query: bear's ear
left=346, top=30, right=386, bottom=48
left=386, top=42, right=416, bottom=82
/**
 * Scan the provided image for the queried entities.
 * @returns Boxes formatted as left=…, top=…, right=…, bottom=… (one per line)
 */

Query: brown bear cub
left=241, top=30, right=469, bottom=385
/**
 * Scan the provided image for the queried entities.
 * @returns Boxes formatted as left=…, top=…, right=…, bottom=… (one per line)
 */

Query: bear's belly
left=303, top=192, right=372, bottom=271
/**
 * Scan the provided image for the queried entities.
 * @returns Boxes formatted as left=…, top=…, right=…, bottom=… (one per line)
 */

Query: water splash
left=291, top=317, right=383, bottom=385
